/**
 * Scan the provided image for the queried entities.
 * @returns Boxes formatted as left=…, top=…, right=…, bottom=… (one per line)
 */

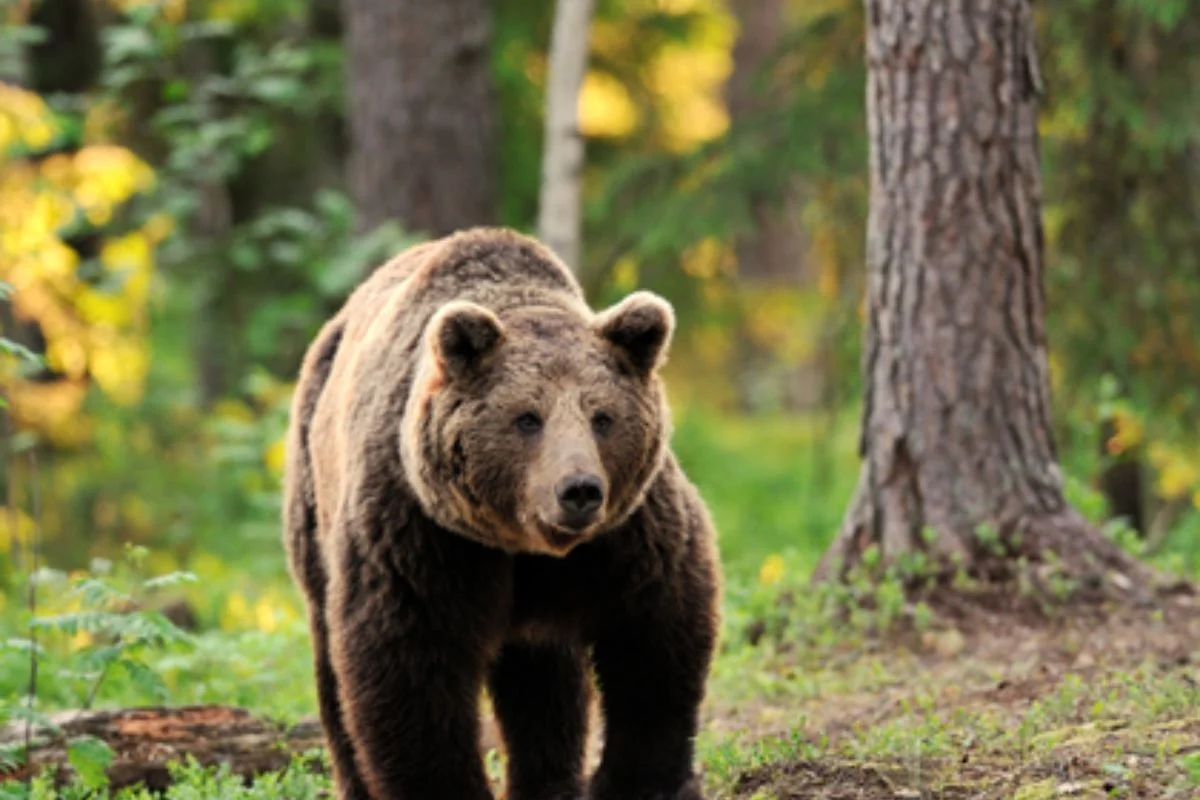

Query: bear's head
left=402, top=291, right=675, bottom=556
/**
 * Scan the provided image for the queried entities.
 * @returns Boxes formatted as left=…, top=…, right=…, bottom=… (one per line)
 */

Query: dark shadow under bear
left=283, top=228, right=721, bottom=800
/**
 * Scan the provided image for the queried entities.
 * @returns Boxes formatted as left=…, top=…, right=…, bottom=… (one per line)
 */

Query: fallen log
left=0, top=706, right=326, bottom=791
left=0, top=704, right=545, bottom=791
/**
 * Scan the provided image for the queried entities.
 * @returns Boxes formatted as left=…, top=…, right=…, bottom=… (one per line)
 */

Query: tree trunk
left=724, top=0, right=807, bottom=287
left=537, top=0, right=595, bottom=272
left=341, top=0, right=497, bottom=241
left=724, top=0, right=821, bottom=412
left=814, top=0, right=1155, bottom=594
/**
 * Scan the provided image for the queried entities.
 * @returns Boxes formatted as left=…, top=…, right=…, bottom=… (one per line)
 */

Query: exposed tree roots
left=814, top=476, right=1192, bottom=618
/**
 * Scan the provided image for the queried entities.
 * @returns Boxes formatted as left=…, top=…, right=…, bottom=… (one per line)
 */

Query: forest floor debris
left=702, top=590, right=1200, bottom=798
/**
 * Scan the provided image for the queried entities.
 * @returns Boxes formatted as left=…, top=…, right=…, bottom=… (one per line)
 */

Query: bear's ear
left=429, top=301, right=505, bottom=379
left=595, top=290, right=675, bottom=376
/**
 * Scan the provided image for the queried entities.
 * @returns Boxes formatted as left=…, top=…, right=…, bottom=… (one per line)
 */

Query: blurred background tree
left=1039, top=0, right=1200, bottom=548
left=342, top=0, right=497, bottom=240
left=1, top=0, right=1198, bottom=611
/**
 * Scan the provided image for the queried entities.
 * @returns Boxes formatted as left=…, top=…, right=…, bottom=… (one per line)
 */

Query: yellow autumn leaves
left=577, top=0, right=733, bottom=150
left=1106, top=408, right=1200, bottom=510
left=179, top=553, right=302, bottom=634
left=219, top=586, right=300, bottom=634
left=1, top=84, right=166, bottom=443
left=1150, top=445, right=1200, bottom=511
left=0, top=83, right=58, bottom=152
left=0, top=507, right=36, bottom=553
left=758, top=553, right=786, bottom=586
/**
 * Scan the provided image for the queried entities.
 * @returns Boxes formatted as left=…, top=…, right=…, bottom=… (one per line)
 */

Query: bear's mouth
left=537, top=522, right=584, bottom=553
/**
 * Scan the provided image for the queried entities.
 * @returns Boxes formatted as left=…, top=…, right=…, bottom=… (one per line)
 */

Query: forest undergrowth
left=2, top=545, right=1197, bottom=799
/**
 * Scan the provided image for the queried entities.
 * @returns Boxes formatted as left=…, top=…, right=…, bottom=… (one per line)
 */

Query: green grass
left=698, top=634, right=1200, bottom=799
left=10, top=758, right=332, bottom=800
left=691, top=538, right=1200, bottom=799
left=671, top=406, right=860, bottom=573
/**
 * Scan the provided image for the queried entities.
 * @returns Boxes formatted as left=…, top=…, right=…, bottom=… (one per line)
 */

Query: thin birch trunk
left=537, top=0, right=596, bottom=271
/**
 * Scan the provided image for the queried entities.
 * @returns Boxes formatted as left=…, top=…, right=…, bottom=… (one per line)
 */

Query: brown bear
left=283, top=227, right=721, bottom=800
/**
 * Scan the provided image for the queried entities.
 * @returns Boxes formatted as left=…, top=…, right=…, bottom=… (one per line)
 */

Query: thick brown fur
left=283, top=227, right=722, bottom=800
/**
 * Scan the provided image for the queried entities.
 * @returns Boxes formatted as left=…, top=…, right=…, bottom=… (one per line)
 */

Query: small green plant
left=975, top=522, right=1006, bottom=558
left=1180, top=752, right=1200, bottom=786
left=27, top=545, right=197, bottom=709
left=6, top=753, right=330, bottom=799
left=64, top=735, right=118, bottom=793
left=1, top=546, right=197, bottom=790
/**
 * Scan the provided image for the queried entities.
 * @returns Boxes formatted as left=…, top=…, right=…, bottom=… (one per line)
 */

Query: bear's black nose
left=555, top=474, right=604, bottom=529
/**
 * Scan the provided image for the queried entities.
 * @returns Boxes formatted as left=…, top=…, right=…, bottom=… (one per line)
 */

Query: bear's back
left=341, top=227, right=584, bottom=343
left=407, top=227, right=584, bottom=317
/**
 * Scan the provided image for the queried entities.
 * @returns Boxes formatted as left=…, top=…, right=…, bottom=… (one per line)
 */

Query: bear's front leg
left=326, top=523, right=511, bottom=800
left=587, top=553, right=719, bottom=800
left=488, top=640, right=590, bottom=800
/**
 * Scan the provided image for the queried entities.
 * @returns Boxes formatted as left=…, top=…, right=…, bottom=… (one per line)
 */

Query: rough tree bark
left=341, top=0, right=497, bottom=241
left=537, top=0, right=595, bottom=271
left=724, top=0, right=820, bottom=412
left=814, top=0, right=1156, bottom=593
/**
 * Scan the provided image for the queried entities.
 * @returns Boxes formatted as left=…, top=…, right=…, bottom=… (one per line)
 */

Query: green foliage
left=586, top=2, right=866, bottom=333
left=671, top=407, right=859, bottom=572
left=2, top=754, right=330, bottom=799
left=65, top=735, right=116, bottom=791
left=0, top=549, right=201, bottom=793
left=493, top=1, right=555, bottom=229
left=101, top=2, right=416, bottom=385
left=1040, top=0, right=1200, bottom=455
left=1182, top=751, right=1200, bottom=786
left=0, top=0, right=420, bottom=587
left=1, top=546, right=196, bottom=727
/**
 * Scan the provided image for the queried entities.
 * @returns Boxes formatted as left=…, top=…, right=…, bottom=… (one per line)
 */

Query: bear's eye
left=591, top=412, right=614, bottom=436
left=515, top=412, right=544, bottom=436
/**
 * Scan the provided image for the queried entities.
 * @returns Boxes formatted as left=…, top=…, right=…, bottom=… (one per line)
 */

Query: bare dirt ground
left=713, top=588, right=1200, bottom=799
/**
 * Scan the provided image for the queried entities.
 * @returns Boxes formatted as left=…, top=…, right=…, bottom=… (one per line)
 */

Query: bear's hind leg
left=288, top=504, right=371, bottom=798
left=310, top=607, right=373, bottom=800
left=488, top=640, right=590, bottom=800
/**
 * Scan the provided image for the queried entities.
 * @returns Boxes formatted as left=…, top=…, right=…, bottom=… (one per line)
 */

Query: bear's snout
left=555, top=473, right=605, bottom=530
